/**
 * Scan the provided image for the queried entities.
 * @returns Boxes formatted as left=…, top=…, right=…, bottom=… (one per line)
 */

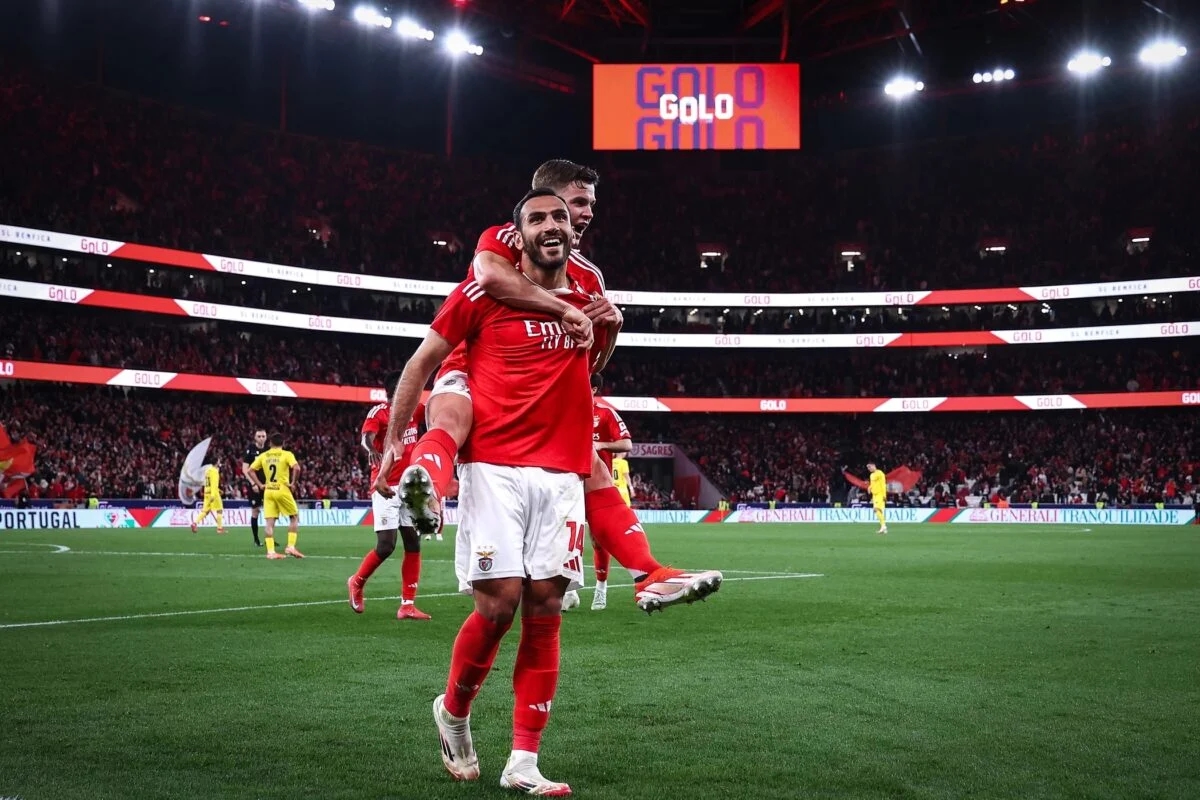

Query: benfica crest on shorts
left=476, top=548, right=496, bottom=572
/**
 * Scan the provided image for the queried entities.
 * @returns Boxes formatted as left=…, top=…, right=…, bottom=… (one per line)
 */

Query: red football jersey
left=592, top=400, right=631, bottom=473
left=362, top=402, right=425, bottom=486
left=431, top=277, right=594, bottom=477
left=437, top=223, right=607, bottom=379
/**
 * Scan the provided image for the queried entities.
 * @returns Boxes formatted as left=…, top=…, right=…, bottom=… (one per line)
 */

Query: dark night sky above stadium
left=2, top=0, right=1198, bottom=157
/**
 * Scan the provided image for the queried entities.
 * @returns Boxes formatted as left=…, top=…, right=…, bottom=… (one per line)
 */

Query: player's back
left=257, top=448, right=297, bottom=490
left=204, top=465, right=220, bottom=494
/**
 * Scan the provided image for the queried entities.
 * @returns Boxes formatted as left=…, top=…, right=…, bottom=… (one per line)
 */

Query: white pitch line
left=0, top=573, right=824, bottom=630
left=0, top=546, right=798, bottom=574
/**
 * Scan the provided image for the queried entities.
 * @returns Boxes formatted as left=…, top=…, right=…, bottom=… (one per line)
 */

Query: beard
left=525, top=234, right=570, bottom=271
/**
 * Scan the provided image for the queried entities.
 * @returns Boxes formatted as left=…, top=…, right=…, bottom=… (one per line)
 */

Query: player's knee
left=429, top=396, right=473, bottom=447
left=375, top=534, right=397, bottom=559
left=472, top=580, right=522, bottom=626
left=523, top=577, right=571, bottom=616
left=399, top=528, right=421, bottom=553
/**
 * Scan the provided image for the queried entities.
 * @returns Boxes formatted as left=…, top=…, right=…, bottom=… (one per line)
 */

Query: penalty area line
left=0, top=572, right=824, bottom=630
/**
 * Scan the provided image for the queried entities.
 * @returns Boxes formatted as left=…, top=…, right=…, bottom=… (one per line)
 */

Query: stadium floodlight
left=397, top=18, right=434, bottom=40
left=975, top=68, right=1015, bottom=84
left=444, top=30, right=483, bottom=56
left=297, top=0, right=335, bottom=10
left=1138, top=40, right=1187, bottom=68
left=884, top=76, right=924, bottom=98
left=352, top=5, right=392, bottom=28
left=1067, top=51, right=1112, bottom=76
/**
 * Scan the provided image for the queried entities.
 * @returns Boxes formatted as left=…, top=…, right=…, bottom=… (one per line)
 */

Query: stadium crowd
left=1, top=387, right=1194, bottom=507
left=4, top=307, right=1197, bottom=397
left=3, top=66, right=1200, bottom=294
left=6, top=247, right=1197, bottom=338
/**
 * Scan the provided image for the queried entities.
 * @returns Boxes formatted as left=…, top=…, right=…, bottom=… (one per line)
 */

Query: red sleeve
left=474, top=224, right=521, bottom=265
left=609, top=406, right=631, bottom=440
left=360, top=403, right=387, bottom=435
left=431, top=281, right=485, bottom=347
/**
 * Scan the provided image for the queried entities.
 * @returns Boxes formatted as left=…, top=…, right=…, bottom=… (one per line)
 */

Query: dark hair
left=590, top=373, right=603, bottom=392
left=513, top=188, right=566, bottom=229
left=531, top=159, right=599, bottom=191
left=384, top=370, right=403, bottom=398
left=269, top=432, right=284, bottom=447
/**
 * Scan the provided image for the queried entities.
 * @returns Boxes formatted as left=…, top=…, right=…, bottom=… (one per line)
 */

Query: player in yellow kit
left=612, top=456, right=633, bottom=507
left=867, top=461, right=888, bottom=535
left=190, top=459, right=227, bottom=535
left=249, top=433, right=304, bottom=560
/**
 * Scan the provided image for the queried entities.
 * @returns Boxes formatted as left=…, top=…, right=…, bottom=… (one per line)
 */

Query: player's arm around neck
left=474, top=251, right=592, bottom=346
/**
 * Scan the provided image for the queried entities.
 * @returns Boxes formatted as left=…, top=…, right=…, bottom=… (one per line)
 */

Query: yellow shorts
left=617, top=487, right=632, bottom=508
left=201, top=498, right=224, bottom=513
left=264, top=489, right=298, bottom=519
left=872, top=499, right=885, bottom=511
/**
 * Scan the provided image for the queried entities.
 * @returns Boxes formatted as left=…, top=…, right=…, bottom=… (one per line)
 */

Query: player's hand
left=374, top=474, right=395, bottom=499
left=583, top=296, right=622, bottom=329
left=367, top=450, right=382, bottom=467
left=560, top=306, right=594, bottom=349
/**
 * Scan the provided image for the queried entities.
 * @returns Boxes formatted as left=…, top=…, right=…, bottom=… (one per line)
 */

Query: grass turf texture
left=0, top=524, right=1198, bottom=800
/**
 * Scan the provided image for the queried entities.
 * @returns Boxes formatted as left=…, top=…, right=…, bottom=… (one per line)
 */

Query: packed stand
left=4, top=305, right=1196, bottom=397
left=3, top=67, right=1200, bottom=294
left=0, top=385, right=370, bottom=500
left=7, top=240, right=1198, bottom=339
left=632, top=411, right=1199, bottom=507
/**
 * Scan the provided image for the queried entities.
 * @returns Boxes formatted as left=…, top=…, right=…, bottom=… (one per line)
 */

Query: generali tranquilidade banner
left=593, top=63, right=801, bottom=150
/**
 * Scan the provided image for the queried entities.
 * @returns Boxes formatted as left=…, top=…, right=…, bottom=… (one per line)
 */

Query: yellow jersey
left=203, top=464, right=220, bottom=498
left=250, top=447, right=298, bottom=491
left=612, top=457, right=630, bottom=492
left=869, top=469, right=887, bottom=502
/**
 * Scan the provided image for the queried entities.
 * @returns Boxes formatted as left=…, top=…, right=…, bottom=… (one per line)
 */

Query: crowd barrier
left=1, top=505, right=1193, bottom=529
left=4, top=221, right=1198, bottom=308
left=4, top=277, right=1197, bottom=349
left=3, top=358, right=1198, bottom=413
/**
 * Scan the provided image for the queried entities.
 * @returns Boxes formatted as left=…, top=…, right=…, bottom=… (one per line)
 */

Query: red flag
left=2, top=478, right=27, bottom=499
left=0, top=424, right=37, bottom=479
left=0, top=423, right=11, bottom=449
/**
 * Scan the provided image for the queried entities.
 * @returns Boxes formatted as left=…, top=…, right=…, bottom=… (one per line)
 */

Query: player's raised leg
left=583, top=454, right=722, bottom=613
left=402, top=379, right=471, bottom=537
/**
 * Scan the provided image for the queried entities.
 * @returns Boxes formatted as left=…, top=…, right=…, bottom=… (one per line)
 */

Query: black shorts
left=249, top=487, right=264, bottom=508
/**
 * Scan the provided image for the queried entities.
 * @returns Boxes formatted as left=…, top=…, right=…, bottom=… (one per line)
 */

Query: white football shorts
left=429, top=370, right=471, bottom=401
left=372, top=486, right=414, bottom=532
left=454, top=462, right=585, bottom=594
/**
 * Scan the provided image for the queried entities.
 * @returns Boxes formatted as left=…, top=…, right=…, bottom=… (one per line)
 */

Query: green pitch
left=1, top=524, right=1198, bottom=800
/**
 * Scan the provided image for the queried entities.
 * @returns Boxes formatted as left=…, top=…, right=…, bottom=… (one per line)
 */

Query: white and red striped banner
left=2, top=222, right=1197, bottom=308
left=3, top=277, right=1196, bottom=348
left=3, top=359, right=1197, bottom=412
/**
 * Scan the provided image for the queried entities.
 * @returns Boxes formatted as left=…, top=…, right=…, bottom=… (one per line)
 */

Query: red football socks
left=401, top=551, right=421, bottom=602
left=585, top=487, right=661, bottom=579
left=354, top=549, right=383, bottom=584
left=512, top=615, right=562, bottom=753
left=444, top=611, right=511, bottom=718
left=592, top=539, right=611, bottom=583
left=411, top=428, right=459, bottom=499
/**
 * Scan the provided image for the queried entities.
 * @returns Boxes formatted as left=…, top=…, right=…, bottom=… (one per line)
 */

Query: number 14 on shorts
left=563, top=520, right=585, bottom=574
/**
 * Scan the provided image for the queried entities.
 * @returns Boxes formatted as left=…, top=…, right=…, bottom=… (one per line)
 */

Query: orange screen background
left=593, top=63, right=800, bottom=151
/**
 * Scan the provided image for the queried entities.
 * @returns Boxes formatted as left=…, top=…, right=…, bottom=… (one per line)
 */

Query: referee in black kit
left=240, top=429, right=269, bottom=547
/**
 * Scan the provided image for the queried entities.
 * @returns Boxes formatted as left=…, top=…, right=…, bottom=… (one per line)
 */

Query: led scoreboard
left=592, top=63, right=801, bottom=151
